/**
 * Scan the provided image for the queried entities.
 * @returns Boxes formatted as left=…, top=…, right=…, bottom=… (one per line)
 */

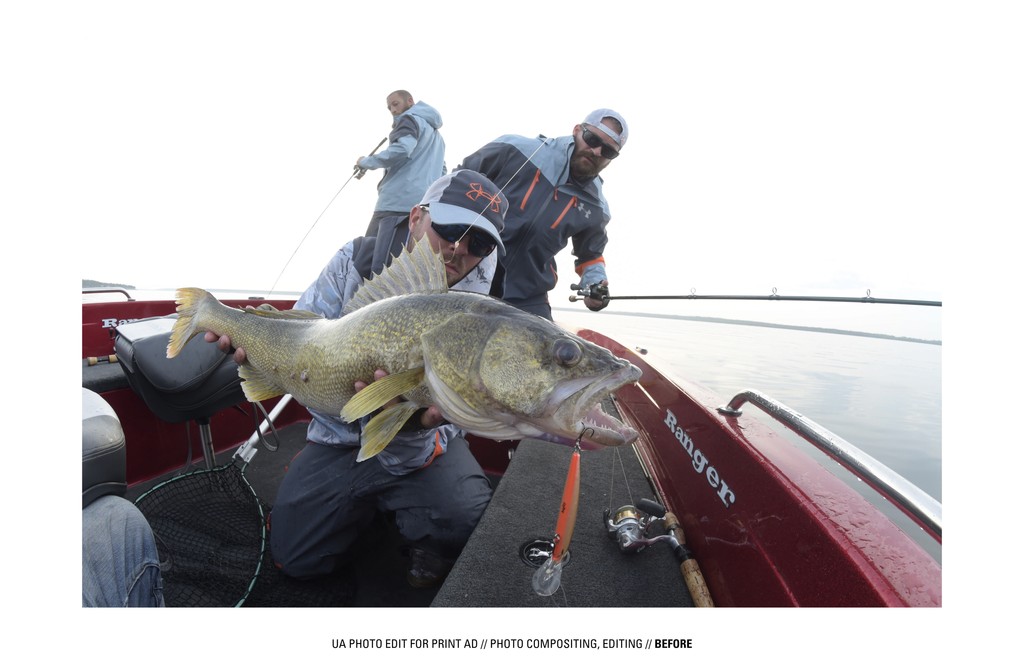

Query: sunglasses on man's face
left=429, top=221, right=498, bottom=257
left=580, top=125, right=620, bottom=160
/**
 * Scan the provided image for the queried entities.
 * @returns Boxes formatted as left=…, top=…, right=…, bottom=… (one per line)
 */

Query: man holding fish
left=198, top=166, right=640, bottom=589
left=210, top=170, right=509, bottom=588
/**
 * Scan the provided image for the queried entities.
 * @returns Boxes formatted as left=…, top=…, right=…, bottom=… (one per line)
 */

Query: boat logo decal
left=101, top=317, right=140, bottom=329
left=664, top=409, right=736, bottom=509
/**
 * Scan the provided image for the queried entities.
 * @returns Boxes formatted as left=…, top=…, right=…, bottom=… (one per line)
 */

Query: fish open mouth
left=576, top=401, right=638, bottom=448
left=423, top=354, right=641, bottom=449
left=540, top=362, right=642, bottom=448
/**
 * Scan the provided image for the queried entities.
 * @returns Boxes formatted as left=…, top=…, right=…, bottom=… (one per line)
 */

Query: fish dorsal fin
left=242, top=306, right=324, bottom=320
left=343, top=237, right=448, bottom=314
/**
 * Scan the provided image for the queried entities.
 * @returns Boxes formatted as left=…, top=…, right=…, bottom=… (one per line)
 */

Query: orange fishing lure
left=532, top=442, right=581, bottom=596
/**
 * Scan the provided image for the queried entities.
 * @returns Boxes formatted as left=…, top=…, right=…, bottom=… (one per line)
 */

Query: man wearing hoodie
left=356, top=90, right=446, bottom=236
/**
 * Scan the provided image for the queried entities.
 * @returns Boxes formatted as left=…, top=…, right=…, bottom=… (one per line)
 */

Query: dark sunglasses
left=580, top=125, right=620, bottom=160
left=424, top=215, right=498, bottom=257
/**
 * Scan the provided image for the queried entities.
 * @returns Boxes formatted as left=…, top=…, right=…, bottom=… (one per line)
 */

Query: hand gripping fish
left=166, top=239, right=642, bottom=460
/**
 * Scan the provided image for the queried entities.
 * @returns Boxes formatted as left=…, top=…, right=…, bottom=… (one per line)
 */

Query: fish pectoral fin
left=238, top=364, right=286, bottom=402
left=340, top=367, right=426, bottom=422
left=357, top=402, right=422, bottom=462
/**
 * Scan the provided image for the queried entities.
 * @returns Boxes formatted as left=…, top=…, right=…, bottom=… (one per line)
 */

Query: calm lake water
left=553, top=300, right=942, bottom=557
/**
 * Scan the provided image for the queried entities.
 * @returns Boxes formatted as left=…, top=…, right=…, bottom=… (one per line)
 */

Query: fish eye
left=553, top=338, right=583, bottom=367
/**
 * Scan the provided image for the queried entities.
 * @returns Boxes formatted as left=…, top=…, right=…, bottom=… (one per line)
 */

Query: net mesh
left=135, top=462, right=266, bottom=607
left=134, top=460, right=357, bottom=607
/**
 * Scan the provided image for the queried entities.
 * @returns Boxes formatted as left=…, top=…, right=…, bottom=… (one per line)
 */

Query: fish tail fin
left=167, top=287, right=210, bottom=358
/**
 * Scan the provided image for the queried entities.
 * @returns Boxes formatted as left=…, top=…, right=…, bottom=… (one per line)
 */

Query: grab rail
left=83, top=288, right=135, bottom=301
left=718, top=390, right=942, bottom=541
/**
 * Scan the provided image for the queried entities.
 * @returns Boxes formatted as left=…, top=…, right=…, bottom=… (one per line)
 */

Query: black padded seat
left=82, top=388, right=127, bottom=508
left=114, top=317, right=244, bottom=424
left=114, top=316, right=246, bottom=469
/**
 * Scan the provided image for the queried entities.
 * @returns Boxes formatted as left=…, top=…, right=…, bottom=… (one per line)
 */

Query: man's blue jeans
left=82, top=495, right=165, bottom=607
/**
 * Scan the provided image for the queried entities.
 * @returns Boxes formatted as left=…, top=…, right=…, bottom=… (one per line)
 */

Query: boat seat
left=82, top=388, right=127, bottom=508
left=114, top=316, right=245, bottom=469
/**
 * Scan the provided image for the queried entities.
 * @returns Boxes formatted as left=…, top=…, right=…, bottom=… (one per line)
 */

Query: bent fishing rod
left=570, top=284, right=942, bottom=307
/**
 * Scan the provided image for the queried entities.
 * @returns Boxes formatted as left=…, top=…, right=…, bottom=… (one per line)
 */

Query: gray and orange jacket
left=458, top=134, right=611, bottom=308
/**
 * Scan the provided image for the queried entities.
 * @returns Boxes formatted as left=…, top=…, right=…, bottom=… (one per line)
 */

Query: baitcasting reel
left=569, top=282, right=610, bottom=303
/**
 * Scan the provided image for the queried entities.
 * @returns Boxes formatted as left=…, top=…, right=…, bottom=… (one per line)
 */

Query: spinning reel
left=604, top=498, right=677, bottom=553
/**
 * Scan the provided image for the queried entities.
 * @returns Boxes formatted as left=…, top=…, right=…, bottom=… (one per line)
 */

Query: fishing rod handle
left=353, top=137, right=387, bottom=180
left=637, top=498, right=665, bottom=517
left=665, top=511, right=715, bottom=607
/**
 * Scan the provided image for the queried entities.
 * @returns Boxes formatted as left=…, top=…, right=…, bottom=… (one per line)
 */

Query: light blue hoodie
left=358, top=101, right=446, bottom=213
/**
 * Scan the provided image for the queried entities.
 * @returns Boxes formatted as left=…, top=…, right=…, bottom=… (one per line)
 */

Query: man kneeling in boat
left=208, top=170, right=508, bottom=588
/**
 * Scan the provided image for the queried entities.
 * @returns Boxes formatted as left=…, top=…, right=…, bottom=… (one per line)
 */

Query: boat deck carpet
left=433, top=438, right=695, bottom=607
left=126, top=421, right=693, bottom=607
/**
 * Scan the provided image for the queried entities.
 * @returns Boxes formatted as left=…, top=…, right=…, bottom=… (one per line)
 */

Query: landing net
left=134, top=462, right=265, bottom=607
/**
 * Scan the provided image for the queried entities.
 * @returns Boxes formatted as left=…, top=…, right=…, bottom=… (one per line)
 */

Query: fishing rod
left=266, top=137, right=387, bottom=294
left=354, top=137, right=387, bottom=179
left=570, top=284, right=942, bottom=307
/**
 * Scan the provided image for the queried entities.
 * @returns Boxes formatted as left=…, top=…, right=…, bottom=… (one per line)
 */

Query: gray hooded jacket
left=358, top=101, right=446, bottom=213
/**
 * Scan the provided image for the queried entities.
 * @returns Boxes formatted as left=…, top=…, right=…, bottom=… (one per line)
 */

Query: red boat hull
left=582, top=330, right=941, bottom=607
left=81, top=296, right=940, bottom=606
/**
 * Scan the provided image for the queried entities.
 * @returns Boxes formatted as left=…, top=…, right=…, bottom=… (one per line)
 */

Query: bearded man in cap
left=458, top=109, right=628, bottom=320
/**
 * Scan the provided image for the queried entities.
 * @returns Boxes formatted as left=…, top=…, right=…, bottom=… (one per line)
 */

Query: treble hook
left=575, top=426, right=595, bottom=452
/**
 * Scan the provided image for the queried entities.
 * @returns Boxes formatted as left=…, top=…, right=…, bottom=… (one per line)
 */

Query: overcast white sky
left=10, top=0, right=1010, bottom=305
left=7, top=0, right=1023, bottom=653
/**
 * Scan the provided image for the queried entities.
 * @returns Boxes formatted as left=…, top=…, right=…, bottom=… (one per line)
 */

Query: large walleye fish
left=167, top=239, right=641, bottom=460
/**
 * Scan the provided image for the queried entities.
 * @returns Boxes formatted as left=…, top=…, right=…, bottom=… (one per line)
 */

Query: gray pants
left=365, top=209, right=405, bottom=236
left=270, top=437, right=492, bottom=578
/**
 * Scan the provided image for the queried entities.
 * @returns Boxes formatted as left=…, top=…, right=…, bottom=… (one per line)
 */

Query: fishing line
left=485, top=138, right=553, bottom=270
left=608, top=446, right=636, bottom=514
left=265, top=137, right=387, bottom=296
left=265, top=170, right=361, bottom=296
left=437, top=137, right=555, bottom=266
left=436, top=136, right=561, bottom=266
left=427, top=136, right=554, bottom=270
